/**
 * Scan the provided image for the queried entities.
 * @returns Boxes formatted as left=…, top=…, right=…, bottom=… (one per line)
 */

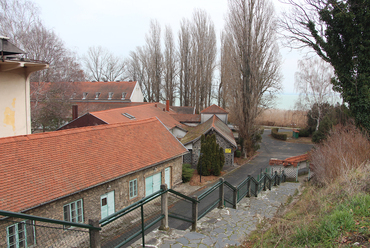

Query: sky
left=31, top=0, right=306, bottom=95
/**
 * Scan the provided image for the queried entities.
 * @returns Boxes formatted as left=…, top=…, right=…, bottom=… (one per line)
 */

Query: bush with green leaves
left=182, top=164, right=194, bottom=182
left=197, top=134, right=225, bottom=176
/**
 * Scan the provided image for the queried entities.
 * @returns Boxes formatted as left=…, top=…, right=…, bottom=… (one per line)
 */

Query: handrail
left=224, top=181, right=236, bottom=191
left=237, top=176, right=251, bottom=189
left=0, top=210, right=101, bottom=231
left=198, top=180, right=223, bottom=200
left=168, top=189, right=199, bottom=203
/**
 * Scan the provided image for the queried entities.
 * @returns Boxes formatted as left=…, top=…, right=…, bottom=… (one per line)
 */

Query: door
left=101, top=191, right=115, bottom=219
left=145, top=172, right=161, bottom=196
left=165, top=167, right=171, bottom=189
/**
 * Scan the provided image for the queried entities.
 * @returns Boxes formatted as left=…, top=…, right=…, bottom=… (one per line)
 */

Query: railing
left=0, top=170, right=286, bottom=248
left=0, top=210, right=100, bottom=248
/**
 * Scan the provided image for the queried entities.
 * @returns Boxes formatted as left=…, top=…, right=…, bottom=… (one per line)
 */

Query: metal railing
left=0, top=210, right=100, bottom=248
left=0, top=170, right=286, bottom=248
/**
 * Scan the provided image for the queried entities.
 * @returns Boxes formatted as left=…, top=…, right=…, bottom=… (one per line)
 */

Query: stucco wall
left=0, top=71, right=30, bottom=138
left=201, top=113, right=228, bottom=124
left=130, top=83, right=144, bottom=102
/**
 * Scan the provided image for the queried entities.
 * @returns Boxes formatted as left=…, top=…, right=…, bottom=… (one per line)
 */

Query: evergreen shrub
left=271, top=128, right=287, bottom=140
left=182, top=164, right=194, bottom=182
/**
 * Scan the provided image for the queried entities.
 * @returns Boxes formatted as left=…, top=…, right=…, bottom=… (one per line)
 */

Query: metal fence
left=0, top=171, right=287, bottom=248
left=0, top=210, right=100, bottom=248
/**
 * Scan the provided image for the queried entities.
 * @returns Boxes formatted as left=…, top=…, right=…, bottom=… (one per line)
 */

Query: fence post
left=89, top=219, right=101, bottom=248
left=274, top=171, right=278, bottom=186
left=263, top=173, right=267, bottom=191
left=219, top=178, right=224, bottom=209
left=277, top=171, right=281, bottom=185
left=246, top=175, right=251, bottom=197
left=254, top=181, right=258, bottom=197
left=192, top=195, right=198, bottom=231
left=282, top=170, right=286, bottom=182
left=159, top=184, right=168, bottom=230
left=233, top=188, right=237, bottom=209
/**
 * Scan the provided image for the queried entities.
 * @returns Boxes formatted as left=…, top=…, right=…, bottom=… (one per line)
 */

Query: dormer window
left=82, top=92, right=88, bottom=100
left=70, top=92, right=76, bottom=100
left=121, top=92, right=127, bottom=100
left=95, top=92, right=101, bottom=100
left=108, top=92, right=114, bottom=100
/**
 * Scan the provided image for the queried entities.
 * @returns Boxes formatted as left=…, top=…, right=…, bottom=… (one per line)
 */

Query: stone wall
left=190, top=130, right=235, bottom=168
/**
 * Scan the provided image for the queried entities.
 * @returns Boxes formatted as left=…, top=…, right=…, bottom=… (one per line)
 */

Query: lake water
left=274, top=94, right=299, bottom=110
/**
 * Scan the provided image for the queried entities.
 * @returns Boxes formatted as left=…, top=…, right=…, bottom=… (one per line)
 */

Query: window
left=95, top=92, right=101, bottom=100
left=82, top=92, right=88, bottom=99
left=7, top=220, right=35, bottom=248
left=121, top=92, right=127, bottom=100
left=129, top=179, right=137, bottom=199
left=63, top=199, right=83, bottom=227
left=108, top=92, right=114, bottom=100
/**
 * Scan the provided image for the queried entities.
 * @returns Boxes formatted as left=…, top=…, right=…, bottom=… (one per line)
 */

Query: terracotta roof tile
left=89, top=103, right=186, bottom=130
left=181, top=115, right=237, bottom=147
left=170, top=114, right=201, bottom=123
left=269, top=154, right=309, bottom=167
left=200, top=104, right=228, bottom=114
left=171, top=106, right=195, bottom=114
left=0, top=117, right=188, bottom=213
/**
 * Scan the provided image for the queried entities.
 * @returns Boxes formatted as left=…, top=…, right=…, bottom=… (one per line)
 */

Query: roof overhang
left=0, top=60, right=48, bottom=73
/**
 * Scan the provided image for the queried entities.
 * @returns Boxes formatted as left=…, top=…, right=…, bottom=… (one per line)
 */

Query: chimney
left=166, top=100, right=170, bottom=112
left=163, top=108, right=165, bottom=112
left=155, top=103, right=157, bottom=108
left=72, top=105, right=78, bottom=120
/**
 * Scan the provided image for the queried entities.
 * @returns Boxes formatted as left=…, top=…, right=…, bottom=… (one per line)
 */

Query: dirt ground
left=189, top=170, right=227, bottom=186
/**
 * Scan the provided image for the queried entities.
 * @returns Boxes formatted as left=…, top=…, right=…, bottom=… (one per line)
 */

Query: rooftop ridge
left=201, top=104, right=228, bottom=114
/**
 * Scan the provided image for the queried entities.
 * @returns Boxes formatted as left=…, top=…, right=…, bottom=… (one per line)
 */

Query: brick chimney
left=166, top=100, right=170, bottom=112
left=72, top=105, right=78, bottom=120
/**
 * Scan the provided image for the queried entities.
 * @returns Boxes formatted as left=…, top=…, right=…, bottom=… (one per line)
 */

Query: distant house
left=30, top=81, right=145, bottom=117
left=0, top=36, right=48, bottom=138
left=181, top=115, right=237, bottom=167
left=0, top=117, right=188, bottom=247
left=58, top=102, right=189, bottom=138
left=200, top=104, right=229, bottom=124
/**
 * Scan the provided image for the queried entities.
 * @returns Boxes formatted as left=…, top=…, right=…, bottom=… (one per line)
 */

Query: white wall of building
left=130, top=82, right=144, bottom=102
left=201, top=113, right=228, bottom=124
left=0, top=71, right=30, bottom=138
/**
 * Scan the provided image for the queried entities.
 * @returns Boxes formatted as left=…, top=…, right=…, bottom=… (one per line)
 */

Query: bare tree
left=178, top=18, right=193, bottom=106
left=146, top=19, right=162, bottom=102
left=294, top=56, right=336, bottom=130
left=224, top=0, right=282, bottom=156
left=83, top=46, right=126, bottom=82
left=190, top=9, right=217, bottom=111
left=163, top=25, right=177, bottom=105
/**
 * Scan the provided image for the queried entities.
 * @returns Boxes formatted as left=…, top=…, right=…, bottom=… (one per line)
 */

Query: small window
left=122, top=113, right=135, bottom=120
left=82, top=92, right=88, bottom=100
left=108, top=92, right=114, bottom=100
left=63, top=199, right=83, bottom=228
left=7, top=220, right=35, bottom=247
left=95, top=92, right=101, bottom=100
left=129, top=179, right=138, bottom=199
left=121, top=92, right=127, bottom=100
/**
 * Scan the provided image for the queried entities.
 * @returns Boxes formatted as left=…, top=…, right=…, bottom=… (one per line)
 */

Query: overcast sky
left=32, top=0, right=306, bottom=94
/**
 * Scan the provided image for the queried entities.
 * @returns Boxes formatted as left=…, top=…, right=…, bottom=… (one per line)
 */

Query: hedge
left=271, top=128, right=287, bottom=141
left=182, top=164, right=194, bottom=182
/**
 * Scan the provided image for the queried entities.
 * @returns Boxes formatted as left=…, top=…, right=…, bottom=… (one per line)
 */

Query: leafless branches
left=224, top=0, right=282, bottom=155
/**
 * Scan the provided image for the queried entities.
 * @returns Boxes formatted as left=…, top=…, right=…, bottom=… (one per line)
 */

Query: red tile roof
left=30, top=81, right=138, bottom=101
left=200, top=104, right=228, bottom=114
left=89, top=103, right=186, bottom=130
left=170, top=114, right=201, bottom=123
left=171, top=106, right=195, bottom=114
left=269, top=154, right=309, bottom=167
left=0, top=117, right=188, bottom=213
left=181, top=115, right=237, bottom=147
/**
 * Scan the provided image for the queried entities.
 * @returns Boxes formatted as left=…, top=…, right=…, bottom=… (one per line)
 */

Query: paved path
left=129, top=181, right=302, bottom=248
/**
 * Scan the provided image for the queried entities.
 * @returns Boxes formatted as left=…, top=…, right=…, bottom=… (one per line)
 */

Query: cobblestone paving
left=130, top=182, right=301, bottom=248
